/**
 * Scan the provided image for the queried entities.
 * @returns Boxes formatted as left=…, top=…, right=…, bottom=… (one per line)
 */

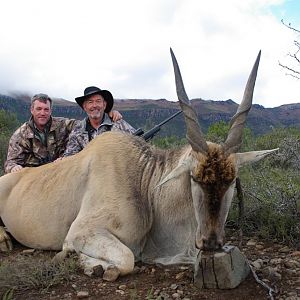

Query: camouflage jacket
left=63, top=114, right=135, bottom=157
left=4, top=117, right=77, bottom=173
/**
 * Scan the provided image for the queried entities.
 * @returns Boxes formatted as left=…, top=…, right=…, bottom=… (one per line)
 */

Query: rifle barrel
left=155, top=110, right=182, bottom=127
left=142, top=110, right=183, bottom=141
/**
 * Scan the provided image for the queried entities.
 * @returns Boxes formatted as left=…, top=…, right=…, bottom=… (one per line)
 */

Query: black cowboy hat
left=75, top=86, right=114, bottom=113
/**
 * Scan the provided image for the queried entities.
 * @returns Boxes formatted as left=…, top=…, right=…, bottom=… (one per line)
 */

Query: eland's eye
left=191, top=175, right=199, bottom=183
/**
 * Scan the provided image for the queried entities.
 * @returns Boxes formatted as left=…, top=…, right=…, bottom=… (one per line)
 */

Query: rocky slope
left=1, top=93, right=300, bottom=136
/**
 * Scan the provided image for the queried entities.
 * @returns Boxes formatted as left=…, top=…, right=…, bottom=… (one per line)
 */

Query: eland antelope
left=0, top=49, right=277, bottom=281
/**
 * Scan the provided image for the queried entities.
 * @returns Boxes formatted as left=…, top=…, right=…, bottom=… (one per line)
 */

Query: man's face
left=83, top=94, right=107, bottom=120
left=30, top=99, right=52, bottom=130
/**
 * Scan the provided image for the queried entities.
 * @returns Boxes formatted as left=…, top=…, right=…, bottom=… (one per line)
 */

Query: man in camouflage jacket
left=64, top=114, right=135, bottom=157
left=4, top=92, right=122, bottom=173
left=4, top=94, right=77, bottom=173
left=5, top=116, right=76, bottom=173
left=63, top=86, right=135, bottom=157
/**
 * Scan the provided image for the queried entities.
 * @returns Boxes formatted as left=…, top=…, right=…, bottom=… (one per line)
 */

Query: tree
left=279, top=20, right=300, bottom=79
left=0, top=110, right=19, bottom=175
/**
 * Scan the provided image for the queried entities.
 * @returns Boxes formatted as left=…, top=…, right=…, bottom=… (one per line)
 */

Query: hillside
left=1, top=93, right=300, bottom=137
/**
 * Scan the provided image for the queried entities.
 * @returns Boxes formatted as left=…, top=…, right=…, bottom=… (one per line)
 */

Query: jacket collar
left=28, top=116, right=56, bottom=131
left=83, top=113, right=113, bottom=131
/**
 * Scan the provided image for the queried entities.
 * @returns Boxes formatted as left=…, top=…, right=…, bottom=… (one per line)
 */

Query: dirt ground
left=0, top=235, right=299, bottom=300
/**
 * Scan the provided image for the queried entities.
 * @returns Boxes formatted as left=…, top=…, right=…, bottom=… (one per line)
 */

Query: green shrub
left=152, top=135, right=187, bottom=149
left=205, top=120, right=254, bottom=151
left=228, top=129, right=300, bottom=245
left=0, top=110, right=19, bottom=175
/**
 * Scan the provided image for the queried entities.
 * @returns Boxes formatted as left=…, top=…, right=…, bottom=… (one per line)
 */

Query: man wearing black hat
left=63, top=86, right=135, bottom=157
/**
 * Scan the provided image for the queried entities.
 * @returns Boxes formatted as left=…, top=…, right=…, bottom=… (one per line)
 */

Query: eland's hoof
left=92, top=265, right=104, bottom=277
left=103, top=266, right=120, bottom=282
left=0, top=226, right=13, bottom=252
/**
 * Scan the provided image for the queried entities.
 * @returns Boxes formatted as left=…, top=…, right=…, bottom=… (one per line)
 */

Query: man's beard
left=88, top=110, right=104, bottom=119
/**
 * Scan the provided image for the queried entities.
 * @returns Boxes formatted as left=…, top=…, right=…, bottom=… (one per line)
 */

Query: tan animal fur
left=0, top=50, right=278, bottom=280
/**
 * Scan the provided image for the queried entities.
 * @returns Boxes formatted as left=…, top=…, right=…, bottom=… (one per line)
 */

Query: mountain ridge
left=1, top=93, right=300, bottom=137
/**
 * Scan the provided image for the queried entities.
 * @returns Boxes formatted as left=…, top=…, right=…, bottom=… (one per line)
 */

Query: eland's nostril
left=201, top=234, right=223, bottom=251
left=217, top=241, right=223, bottom=249
left=203, top=238, right=215, bottom=251
left=196, top=235, right=223, bottom=251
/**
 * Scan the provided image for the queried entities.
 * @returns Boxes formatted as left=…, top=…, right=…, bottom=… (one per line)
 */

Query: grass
left=0, top=252, right=79, bottom=297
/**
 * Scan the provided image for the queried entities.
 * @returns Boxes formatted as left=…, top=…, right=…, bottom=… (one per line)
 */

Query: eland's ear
left=156, top=157, right=193, bottom=188
left=235, top=148, right=279, bottom=167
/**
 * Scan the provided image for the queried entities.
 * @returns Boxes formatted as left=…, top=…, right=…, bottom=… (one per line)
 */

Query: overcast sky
left=0, top=0, right=299, bottom=108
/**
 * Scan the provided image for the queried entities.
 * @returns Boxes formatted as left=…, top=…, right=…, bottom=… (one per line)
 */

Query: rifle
left=133, top=110, right=183, bottom=142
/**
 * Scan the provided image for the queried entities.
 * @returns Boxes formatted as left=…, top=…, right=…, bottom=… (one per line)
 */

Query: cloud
left=0, top=0, right=299, bottom=107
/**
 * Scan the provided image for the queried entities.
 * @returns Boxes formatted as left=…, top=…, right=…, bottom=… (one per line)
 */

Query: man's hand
left=11, top=165, right=23, bottom=173
left=109, top=110, right=123, bottom=122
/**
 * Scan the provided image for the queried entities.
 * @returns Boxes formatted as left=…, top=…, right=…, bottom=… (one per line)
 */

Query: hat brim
left=75, top=90, right=114, bottom=113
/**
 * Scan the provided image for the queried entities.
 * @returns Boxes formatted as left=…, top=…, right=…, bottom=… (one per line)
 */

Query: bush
left=228, top=128, right=300, bottom=246
left=0, top=110, right=19, bottom=175
left=152, top=135, right=187, bottom=149
left=205, top=120, right=254, bottom=151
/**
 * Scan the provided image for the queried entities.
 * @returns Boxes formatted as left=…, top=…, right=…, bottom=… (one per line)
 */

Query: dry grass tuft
left=0, top=252, right=79, bottom=297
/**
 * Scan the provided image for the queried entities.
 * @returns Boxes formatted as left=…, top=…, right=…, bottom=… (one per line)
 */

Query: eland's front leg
left=74, top=228, right=135, bottom=281
left=55, top=225, right=135, bottom=281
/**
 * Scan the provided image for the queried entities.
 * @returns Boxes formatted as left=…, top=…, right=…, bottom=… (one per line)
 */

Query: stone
left=270, top=258, right=283, bottom=265
left=246, top=239, right=257, bottom=246
left=77, top=291, right=89, bottom=298
left=103, top=266, right=120, bottom=282
left=291, top=251, right=300, bottom=257
left=22, top=248, right=35, bottom=254
left=118, top=284, right=127, bottom=290
left=285, top=269, right=297, bottom=276
left=175, top=272, right=186, bottom=280
left=160, top=291, right=171, bottom=299
left=255, top=244, right=265, bottom=250
left=251, top=259, right=263, bottom=270
left=261, top=266, right=282, bottom=281
left=194, top=245, right=250, bottom=289
left=279, top=246, right=290, bottom=253
left=116, top=290, right=125, bottom=295
left=284, top=260, right=300, bottom=269
left=172, top=292, right=180, bottom=298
